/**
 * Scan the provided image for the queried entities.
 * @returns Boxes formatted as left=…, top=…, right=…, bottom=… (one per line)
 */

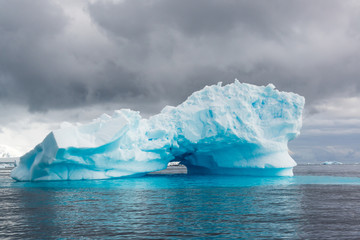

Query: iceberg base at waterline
left=182, top=151, right=296, bottom=177
left=11, top=80, right=305, bottom=181
left=186, top=166, right=294, bottom=177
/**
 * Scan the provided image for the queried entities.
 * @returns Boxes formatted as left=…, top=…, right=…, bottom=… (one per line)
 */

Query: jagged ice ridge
left=11, top=80, right=305, bottom=181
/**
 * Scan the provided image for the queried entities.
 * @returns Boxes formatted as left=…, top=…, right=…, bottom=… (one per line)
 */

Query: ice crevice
left=11, top=80, right=305, bottom=181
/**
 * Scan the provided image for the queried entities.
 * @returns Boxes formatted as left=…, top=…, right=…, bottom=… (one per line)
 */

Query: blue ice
left=11, top=80, right=305, bottom=181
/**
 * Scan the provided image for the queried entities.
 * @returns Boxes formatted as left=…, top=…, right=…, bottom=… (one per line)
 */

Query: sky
left=0, top=0, right=360, bottom=163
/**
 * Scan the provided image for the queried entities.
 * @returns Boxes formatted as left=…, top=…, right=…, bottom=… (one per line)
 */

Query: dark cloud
left=88, top=0, right=360, bottom=106
left=90, top=61, right=146, bottom=102
left=1, top=0, right=360, bottom=115
left=0, top=0, right=147, bottom=112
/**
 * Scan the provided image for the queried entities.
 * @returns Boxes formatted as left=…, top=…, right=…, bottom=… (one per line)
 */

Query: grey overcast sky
left=0, top=0, right=360, bottom=162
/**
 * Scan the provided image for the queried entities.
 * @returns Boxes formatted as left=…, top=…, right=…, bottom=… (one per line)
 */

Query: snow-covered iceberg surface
left=11, top=80, right=305, bottom=181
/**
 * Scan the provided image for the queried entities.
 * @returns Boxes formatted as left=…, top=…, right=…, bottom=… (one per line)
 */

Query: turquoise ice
left=11, top=80, right=305, bottom=181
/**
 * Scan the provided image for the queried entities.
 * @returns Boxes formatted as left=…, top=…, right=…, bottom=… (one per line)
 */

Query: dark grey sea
left=1, top=164, right=360, bottom=239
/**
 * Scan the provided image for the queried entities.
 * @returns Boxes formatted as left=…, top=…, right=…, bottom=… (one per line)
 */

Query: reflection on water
left=0, top=165, right=360, bottom=239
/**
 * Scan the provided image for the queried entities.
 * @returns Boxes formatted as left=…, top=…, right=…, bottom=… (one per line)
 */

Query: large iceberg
left=11, top=80, right=305, bottom=181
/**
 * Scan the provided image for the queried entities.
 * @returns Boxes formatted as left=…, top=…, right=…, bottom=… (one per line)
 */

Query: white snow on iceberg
left=11, top=80, right=305, bottom=181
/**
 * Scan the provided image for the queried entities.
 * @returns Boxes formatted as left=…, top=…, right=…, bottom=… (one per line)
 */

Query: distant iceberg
left=322, top=161, right=343, bottom=165
left=11, top=80, right=305, bottom=181
left=168, top=161, right=181, bottom=166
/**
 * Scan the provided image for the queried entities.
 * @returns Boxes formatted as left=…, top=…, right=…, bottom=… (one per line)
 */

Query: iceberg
left=11, top=80, right=305, bottom=181
left=322, top=161, right=343, bottom=165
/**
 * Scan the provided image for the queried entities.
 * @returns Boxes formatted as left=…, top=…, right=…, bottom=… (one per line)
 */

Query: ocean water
left=1, top=164, right=360, bottom=239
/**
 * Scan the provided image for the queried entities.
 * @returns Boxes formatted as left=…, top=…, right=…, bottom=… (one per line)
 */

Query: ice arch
left=11, top=80, right=304, bottom=181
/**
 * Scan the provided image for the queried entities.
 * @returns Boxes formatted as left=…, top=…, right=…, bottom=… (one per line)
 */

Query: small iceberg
left=167, top=161, right=181, bottom=166
left=322, top=161, right=343, bottom=165
left=0, top=163, right=16, bottom=169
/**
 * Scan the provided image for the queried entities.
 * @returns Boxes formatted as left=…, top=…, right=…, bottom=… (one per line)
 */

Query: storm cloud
left=1, top=0, right=360, bottom=161
left=0, top=0, right=359, bottom=113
